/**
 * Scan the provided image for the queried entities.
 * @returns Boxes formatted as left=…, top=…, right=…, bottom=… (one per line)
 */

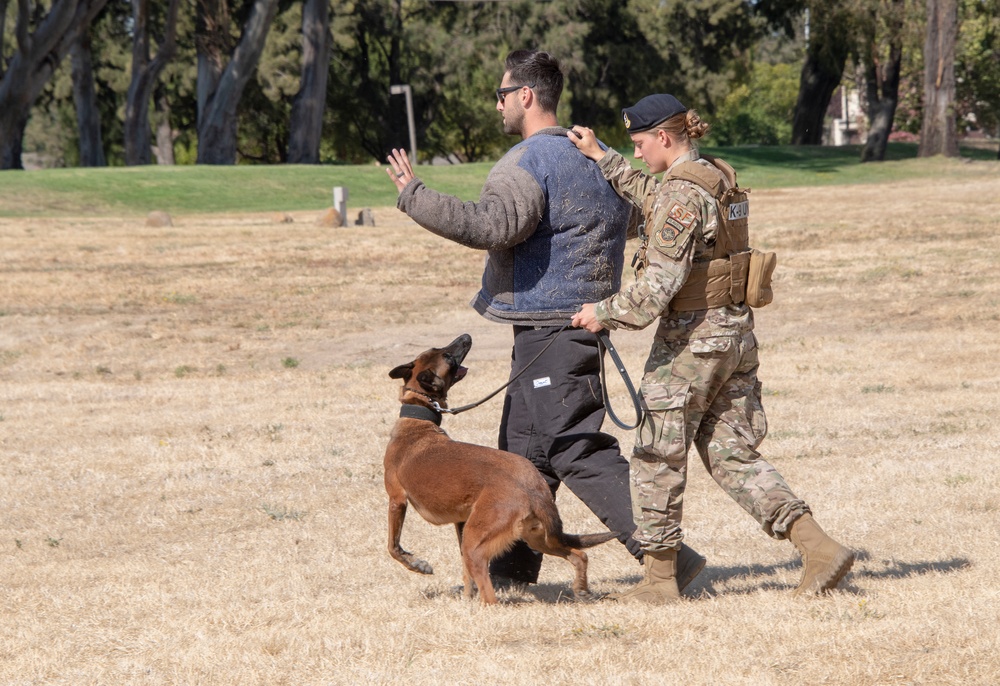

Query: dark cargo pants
left=488, top=325, right=643, bottom=584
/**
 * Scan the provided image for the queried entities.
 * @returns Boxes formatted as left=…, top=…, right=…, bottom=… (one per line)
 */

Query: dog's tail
left=562, top=531, right=619, bottom=549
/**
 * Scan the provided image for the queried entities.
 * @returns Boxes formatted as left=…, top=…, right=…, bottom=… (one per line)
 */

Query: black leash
left=434, top=321, right=572, bottom=416
left=436, top=321, right=644, bottom=431
left=597, top=331, right=644, bottom=430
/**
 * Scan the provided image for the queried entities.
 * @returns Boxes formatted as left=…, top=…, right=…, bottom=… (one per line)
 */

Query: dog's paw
left=572, top=589, right=602, bottom=603
left=403, top=555, right=433, bottom=575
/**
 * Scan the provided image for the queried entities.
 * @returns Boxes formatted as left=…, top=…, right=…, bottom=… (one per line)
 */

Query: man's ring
left=396, top=171, right=405, bottom=178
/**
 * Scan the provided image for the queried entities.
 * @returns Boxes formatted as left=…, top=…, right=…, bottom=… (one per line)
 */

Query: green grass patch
left=261, top=503, right=306, bottom=521
left=698, top=142, right=997, bottom=188
left=0, top=162, right=494, bottom=217
left=862, top=384, right=895, bottom=394
left=944, top=473, right=973, bottom=488
left=0, top=142, right=996, bottom=218
left=174, top=365, right=197, bottom=378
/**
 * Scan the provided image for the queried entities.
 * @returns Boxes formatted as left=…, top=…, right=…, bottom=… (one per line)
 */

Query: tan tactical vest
left=658, top=155, right=767, bottom=311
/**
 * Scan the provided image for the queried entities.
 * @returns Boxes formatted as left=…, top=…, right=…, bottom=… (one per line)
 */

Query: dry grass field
left=2, top=160, right=1000, bottom=684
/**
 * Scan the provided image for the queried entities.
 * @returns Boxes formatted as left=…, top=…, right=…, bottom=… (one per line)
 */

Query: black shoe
left=491, top=574, right=532, bottom=593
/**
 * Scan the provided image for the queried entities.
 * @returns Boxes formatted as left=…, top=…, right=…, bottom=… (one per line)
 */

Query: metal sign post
left=389, top=84, right=417, bottom=165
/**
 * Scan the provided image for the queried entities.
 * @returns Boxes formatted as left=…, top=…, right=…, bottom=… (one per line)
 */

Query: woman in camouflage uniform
left=568, top=94, right=854, bottom=604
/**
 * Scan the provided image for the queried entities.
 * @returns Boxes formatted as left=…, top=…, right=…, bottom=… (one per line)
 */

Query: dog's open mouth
left=454, top=366, right=468, bottom=382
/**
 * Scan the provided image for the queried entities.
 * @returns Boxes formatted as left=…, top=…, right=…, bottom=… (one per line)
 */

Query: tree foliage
left=629, top=0, right=759, bottom=114
left=957, top=0, right=1000, bottom=148
left=2, top=0, right=999, bottom=168
left=711, top=62, right=799, bottom=145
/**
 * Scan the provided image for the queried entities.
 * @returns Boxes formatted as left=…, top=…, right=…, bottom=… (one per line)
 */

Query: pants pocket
left=747, top=379, right=768, bottom=446
left=637, top=382, right=690, bottom=462
left=722, top=378, right=768, bottom=450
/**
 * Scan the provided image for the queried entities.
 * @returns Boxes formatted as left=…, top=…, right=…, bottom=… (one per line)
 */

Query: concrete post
left=333, top=186, right=348, bottom=227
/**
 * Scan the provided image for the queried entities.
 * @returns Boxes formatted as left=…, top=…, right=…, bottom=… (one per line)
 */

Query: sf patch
left=655, top=201, right=697, bottom=250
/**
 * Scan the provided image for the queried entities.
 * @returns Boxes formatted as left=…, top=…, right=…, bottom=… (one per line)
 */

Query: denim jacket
left=397, top=127, right=635, bottom=326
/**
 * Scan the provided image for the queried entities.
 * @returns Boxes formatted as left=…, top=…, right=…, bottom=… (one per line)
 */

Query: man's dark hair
left=504, top=50, right=563, bottom=114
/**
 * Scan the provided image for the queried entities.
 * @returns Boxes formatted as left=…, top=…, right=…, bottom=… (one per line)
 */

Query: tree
left=627, top=0, right=759, bottom=115
left=792, top=1, right=855, bottom=144
left=124, top=0, right=181, bottom=165
left=287, top=0, right=330, bottom=163
left=325, top=0, right=423, bottom=162
left=240, top=2, right=315, bottom=163
left=414, top=1, right=531, bottom=162
left=559, top=0, right=668, bottom=148
left=195, top=0, right=280, bottom=164
left=956, top=0, right=1000, bottom=158
left=150, top=5, right=200, bottom=164
left=919, top=0, right=959, bottom=156
left=0, top=0, right=110, bottom=169
left=859, top=0, right=906, bottom=162
left=70, top=24, right=106, bottom=166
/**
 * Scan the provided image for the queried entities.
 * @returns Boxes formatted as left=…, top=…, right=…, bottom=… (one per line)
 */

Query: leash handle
left=597, top=331, right=644, bottom=431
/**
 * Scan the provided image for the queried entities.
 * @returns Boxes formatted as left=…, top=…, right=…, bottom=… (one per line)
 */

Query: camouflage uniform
left=594, top=149, right=809, bottom=553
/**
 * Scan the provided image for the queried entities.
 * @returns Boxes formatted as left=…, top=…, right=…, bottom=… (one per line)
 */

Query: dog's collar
left=399, top=403, right=443, bottom=426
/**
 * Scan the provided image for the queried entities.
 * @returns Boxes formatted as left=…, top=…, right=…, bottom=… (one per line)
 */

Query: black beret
left=622, top=94, right=687, bottom=133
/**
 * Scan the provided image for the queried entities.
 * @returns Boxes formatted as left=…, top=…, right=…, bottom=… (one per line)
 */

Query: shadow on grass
left=423, top=581, right=591, bottom=605
left=418, top=550, right=971, bottom=604
left=851, top=554, right=972, bottom=580
left=682, top=548, right=972, bottom=598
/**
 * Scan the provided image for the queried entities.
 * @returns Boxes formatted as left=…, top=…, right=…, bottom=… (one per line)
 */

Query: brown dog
left=383, top=333, right=618, bottom=605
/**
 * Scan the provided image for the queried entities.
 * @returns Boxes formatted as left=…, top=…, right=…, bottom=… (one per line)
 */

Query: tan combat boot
left=617, top=549, right=681, bottom=605
left=676, top=543, right=707, bottom=593
left=788, top=514, right=855, bottom=595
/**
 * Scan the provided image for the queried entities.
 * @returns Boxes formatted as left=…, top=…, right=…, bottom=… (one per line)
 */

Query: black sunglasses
left=496, top=83, right=535, bottom=103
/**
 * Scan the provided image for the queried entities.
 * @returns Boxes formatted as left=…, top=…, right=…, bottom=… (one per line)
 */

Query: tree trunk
left=0, top=111, right=29, bottom=170
left=124, top=0, right=181, bottom=166
left=196, top=0, right=280, bottom=165
left=195, top=0, right=227, bottom=123
left=0, top=1, right=8, bottom=73
left=152, top=86, right=176, bottom=165
left=791, top=2, right=852, bottom=145
left=287, top=0, right=332, bottom=164
left=862, top=94, right=899, bottom=162
left=791, top=58, right=846, bottom=144
left=70, top=27, right=106, bottom=167
left=919, top=0, right=959, bottom=157
left=861, top=2, right=904, bottom=163
left=0, top=0, right=110, bottom=169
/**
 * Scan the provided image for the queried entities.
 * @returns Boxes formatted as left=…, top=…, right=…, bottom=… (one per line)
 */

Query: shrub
left=709, top=62, right=798, bottom=146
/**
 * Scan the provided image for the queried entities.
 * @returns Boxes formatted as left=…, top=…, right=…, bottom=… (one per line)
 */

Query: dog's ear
left=416, top=368, right=445, bottom=394
left=388, top=362, right=414, bottom=380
